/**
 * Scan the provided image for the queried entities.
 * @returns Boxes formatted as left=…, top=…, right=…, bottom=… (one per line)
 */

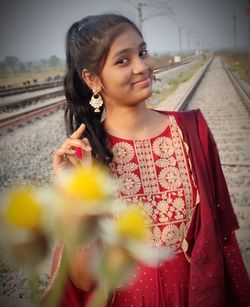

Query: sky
left=0, top=0, right=248, bottom=62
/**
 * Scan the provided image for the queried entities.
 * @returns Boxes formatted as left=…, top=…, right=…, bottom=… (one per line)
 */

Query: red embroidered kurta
left=43, top=109, right=250, bottom=307
left=106, top=115, right=199, bottom=306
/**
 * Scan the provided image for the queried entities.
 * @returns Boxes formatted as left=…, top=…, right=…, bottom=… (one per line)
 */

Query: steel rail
left=0, top=81, right=63, bottom=98
left=0, top=89, right=64, bottom=112
left=0, top=100, right=66, bottom=134
left=174, top=56, right=214, bottom=111
left=0, top=57, right=199, bottom=112
left=0, top=55, right=208, bottom=134
left=221, top=58, right=250, bottom=112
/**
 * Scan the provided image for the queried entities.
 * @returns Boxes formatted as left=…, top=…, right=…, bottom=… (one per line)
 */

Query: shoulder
left=152, top=108, right=203, bottom=118
left=178, top=109, right=208, bottom=129
left=153, top=108, right=208, bottom=129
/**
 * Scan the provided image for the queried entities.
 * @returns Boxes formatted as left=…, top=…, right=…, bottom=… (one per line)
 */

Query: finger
left=70, top=123, right=86, bottom=139
left=82, top=137, right=91, bottom=147
left=63, top=138, right=92, bottom=152
left=53, top=148, right=76, bottom=167
left=53, top=149, right=82, bottom=172
left=53, top=147, right=76, bottom=160
left=67, top=155, right=81, bottom=167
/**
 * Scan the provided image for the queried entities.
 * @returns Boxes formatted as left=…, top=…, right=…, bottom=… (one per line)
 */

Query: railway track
left=0, top=56, right=200, bottom=134
left=0, top=80, right=63, bottom=98
left=153, top=55, right=197, bottom=74
left=0, top=100, right=66, bottom=134
left=222, top=58, right=250, bottom=111
left=1, top=55, right=248, bottom=139
left=0, top=87, right=64, bottom=112
left=0, top=55, right=195, bottom=99
left=0, top=55, right=199, bottom=113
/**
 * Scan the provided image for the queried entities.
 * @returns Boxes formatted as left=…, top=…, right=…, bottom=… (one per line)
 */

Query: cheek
left=100, top=71, right=131, bottom=95
left=121, top=71, right=131, bottom=85
left=111, top=67, right=131, bottom=86
left=101, top=68, right=132, bottom=92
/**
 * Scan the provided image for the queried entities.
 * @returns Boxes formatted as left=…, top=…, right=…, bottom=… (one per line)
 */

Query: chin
left=133, top=93, right=152, bottom=105
left=140, top=88, right=153, bottom=101
left=120, top=88, right=153, bottom=106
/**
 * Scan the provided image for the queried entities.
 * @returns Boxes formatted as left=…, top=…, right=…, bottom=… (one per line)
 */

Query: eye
left=139, top=49, right=148, bottom=57
left=116, top=58, right=129, bottom=65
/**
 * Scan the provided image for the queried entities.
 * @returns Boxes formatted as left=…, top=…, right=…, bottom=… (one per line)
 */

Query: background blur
left=0, top=0, right=247, bottom=63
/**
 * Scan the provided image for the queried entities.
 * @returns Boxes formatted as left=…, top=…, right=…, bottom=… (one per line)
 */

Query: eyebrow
left=112, top=41, right=147, bottom=60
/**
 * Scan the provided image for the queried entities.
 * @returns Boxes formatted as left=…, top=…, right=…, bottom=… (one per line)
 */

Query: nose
left=132, top=57, right=149, bottom=74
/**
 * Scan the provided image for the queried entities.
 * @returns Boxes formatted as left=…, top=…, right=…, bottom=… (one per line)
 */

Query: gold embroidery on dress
left=112, top=141, right=135, bottom=164
left=110, top=116, right=199, bottom=255
left=134, top=139, right=159, bottom=194
left=118, top=172, right=141, bottom=195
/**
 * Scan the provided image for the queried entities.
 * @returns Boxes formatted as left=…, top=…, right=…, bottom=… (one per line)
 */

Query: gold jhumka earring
left=89, top=89, right=103, bottom=112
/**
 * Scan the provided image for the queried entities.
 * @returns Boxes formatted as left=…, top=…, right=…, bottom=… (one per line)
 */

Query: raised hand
left=53, top=123, right=92, bottom=173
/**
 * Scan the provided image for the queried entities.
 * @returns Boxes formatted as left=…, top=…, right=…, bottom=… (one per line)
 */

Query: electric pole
left=233, top=12, right=237, bottom=54
left=178, top=27, right=182, bottom=55
left=124, top=0, right=174, bottom=33
left=248, top=0, right=250, bottom=67
left=137, top=2, right=143, bottom=32
left=187, top=31, right=190, bottom=51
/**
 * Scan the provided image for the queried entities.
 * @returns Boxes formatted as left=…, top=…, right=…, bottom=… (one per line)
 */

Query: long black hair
left=64, top=14, right=142, bottom=164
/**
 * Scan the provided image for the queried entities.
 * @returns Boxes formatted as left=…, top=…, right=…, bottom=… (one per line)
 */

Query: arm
left=53, top=123, right=92, bottom=173
left=52, top=124, right=95, bottom=291
left=42, top=243, right=95, bottom=306
left=66, top=243, right=97, bottom=291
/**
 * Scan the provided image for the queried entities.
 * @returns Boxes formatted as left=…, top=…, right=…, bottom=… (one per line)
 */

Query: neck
left=104, top=103, right=152, bottom=138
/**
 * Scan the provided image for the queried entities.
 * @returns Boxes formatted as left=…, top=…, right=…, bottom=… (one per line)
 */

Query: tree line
left=0, top=55, right=64, bottom=78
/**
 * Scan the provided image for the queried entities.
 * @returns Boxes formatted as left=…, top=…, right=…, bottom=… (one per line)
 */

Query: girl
left=48, top=14, right=250, bottom=307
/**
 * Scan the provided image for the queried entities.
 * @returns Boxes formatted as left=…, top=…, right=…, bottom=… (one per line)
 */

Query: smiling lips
left=132, top=76, right=152, bottom=88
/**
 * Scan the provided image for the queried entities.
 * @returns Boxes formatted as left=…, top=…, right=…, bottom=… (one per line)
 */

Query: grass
left=221, top=51, right=250, bottom=85
left=0, top=68, right=65, bottom=87
left=147, top=57, right=207, bottom=108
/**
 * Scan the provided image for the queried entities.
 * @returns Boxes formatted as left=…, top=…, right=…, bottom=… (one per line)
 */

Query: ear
left=81, top=69, right=102, bottom=92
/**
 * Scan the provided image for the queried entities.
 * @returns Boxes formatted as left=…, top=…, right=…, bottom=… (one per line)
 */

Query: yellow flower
left=3, top=189, right=42, bottom=229
left=115, top=207, right=149, bottom=240
left=57, top=165, right=112, bottom=202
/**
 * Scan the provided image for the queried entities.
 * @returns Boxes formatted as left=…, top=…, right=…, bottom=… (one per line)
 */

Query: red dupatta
left=170, top=108, right=250, bottom=307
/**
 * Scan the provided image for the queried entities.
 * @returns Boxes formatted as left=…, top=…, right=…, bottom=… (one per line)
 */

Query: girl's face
left=98, top=26, right=155, bottom=108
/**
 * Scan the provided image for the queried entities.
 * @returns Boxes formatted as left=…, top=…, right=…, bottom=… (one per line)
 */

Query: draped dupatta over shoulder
left=172, top=109, right=250, bottom=307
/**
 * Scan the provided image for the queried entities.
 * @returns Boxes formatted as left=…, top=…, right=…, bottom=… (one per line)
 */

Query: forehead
left=107, top=26, right=145, bottom=57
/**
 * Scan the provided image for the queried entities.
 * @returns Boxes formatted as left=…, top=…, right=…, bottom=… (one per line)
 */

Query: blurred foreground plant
left=0, top=163, right=171, bottom=307
left=0, top=187, right=53, bottom=304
